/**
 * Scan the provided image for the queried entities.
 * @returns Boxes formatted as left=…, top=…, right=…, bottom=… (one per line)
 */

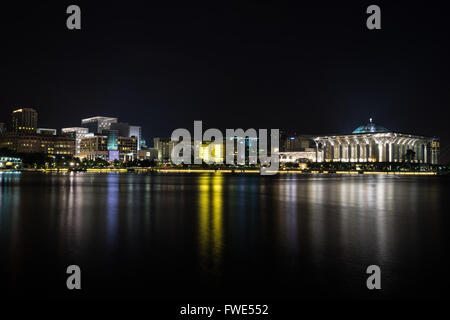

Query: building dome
left=352, top=118, right=390, bottom=134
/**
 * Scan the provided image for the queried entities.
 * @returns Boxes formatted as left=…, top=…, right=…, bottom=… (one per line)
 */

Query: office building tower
left=62, top=127, right=90, bottom=155
left=11, top=108, right=38, bottom=134
left=129, top=125, right=142, bottom=151
left=81, top=116, right=117, bottom=134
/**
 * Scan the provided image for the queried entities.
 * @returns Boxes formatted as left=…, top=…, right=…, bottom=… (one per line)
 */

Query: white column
left=389, top=143, right=392, bottom=162
left=424, top=143, right=428, bottom=164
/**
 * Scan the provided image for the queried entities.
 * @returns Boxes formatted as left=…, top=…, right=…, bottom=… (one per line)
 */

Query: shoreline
left=2, top=168, right=440, bottom=176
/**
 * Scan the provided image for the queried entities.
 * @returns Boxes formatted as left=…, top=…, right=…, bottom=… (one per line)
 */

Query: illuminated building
left=129, top=125, right=142, bottom=151
left=117, top=136, right=138, bottom=161
left=138, top=148, right=158, bottom=161
left=37, top=128, right=57, bottom=135
left=80, top=135, right=137, bottom=161
left=104, top=129, right=119, bottom=151
left=154, top=138, right=176, bottom=162
left=198, top=142, right=224, bottom=163
left=313, top=119, right=440, bottom=164
left=281, top=135, right=314, bottom=152
left=11, top=108, right=38, bottom=134
left=279, top=151, right=316, bottom=163
left=81, top=116, right=117, bottom=134
left=79, top=135, right=108, bottom=160
left=108, top=123, right=142, bottom=151
left=0, top=132, right=75, bottom=155
left=0, top=156, right=22, bottom=169
left=61, top=127, right=90, bottom=155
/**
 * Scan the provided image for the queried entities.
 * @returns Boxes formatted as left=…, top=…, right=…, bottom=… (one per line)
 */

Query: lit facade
left=154, top=137, right=176, bottom=162
left=279, top=151, right=316, bottom=163
left=79, top=135, right=108, bottom=160
left=81, top=116, right=117, bottom=134
left=117, top=136, right=138, bottom=161
left=0, top=133, right=75, bottom=155
left=61, top=127, right=90, bottom=155
left=11, top=108, right=38, bottom=134
left=129, top=125, right=142, bottom=151
left=198, top=142, right=224, bottom=163
left=0, top=156, right=22, bottom=169
left=80, top=135, right=137, bottom=161
left=313, top=119, right=439, bottom=164
left=37, top=128, right=57, bottom=135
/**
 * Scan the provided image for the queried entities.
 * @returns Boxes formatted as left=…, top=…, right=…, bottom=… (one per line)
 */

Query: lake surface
left=0, top=172, right=449, bottom=300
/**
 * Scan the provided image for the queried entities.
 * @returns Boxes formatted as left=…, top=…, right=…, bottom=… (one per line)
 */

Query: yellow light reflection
left=197, top=174, right=224, bottom=276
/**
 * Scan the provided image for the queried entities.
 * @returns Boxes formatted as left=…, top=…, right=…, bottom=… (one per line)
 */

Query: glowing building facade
left=81, top=116, right=117, bottom=134
left=313, top=119, right=439, bottom=164
left=62, top=127, right=90, bottom=155
left=11, top=108, right=38, bottom=134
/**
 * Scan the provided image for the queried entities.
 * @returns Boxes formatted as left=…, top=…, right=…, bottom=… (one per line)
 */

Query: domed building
left=352, top=118, right=390, bottom=134
left=313, top=119, right=440, bottom=164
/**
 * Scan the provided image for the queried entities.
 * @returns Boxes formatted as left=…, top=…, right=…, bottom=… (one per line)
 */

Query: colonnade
left=314, top=133, right=433, bottom=164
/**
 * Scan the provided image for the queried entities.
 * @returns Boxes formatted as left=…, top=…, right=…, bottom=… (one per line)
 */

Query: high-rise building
left=0, top=123, right=5, bottom=135
left=110, top=122, right=130, bottom=137
left=81, top=116, right=117, bottom=134
left=199, top=142, right=223, bottom=163
left=129, top=125, right=142, bottom=151
left=79, top=135, right=108, bottom=160
left=11, top=108, right=38, bottom=134
left=105, top=129, right=119, bottom=151
left=154, top=137, right=176, bottom=162
left=61, top=127, right=90, bottom=155
left=118, top=136, right=138, bottom=161
left=79, top=135, right=137, bottom=161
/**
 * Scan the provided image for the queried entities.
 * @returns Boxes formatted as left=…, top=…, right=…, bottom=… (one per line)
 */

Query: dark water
left=0, top=172, right=449, bottom=300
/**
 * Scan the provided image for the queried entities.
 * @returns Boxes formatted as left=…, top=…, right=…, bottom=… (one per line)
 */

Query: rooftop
left=352, top=118, right=390, bottom=134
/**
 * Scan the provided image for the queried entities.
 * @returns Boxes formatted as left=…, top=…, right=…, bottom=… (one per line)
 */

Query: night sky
left=1, top=1, right=449, bottom=162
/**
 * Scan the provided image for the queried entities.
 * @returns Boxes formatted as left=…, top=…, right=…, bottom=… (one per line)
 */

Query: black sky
left=1, top=1, right=449, bottom=162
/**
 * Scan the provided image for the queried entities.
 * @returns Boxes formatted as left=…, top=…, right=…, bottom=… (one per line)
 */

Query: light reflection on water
left=0, top=172, right=448, bottom=299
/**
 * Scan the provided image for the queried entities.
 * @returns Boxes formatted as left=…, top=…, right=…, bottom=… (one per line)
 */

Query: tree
left=405, top=149, right=416, bottom=163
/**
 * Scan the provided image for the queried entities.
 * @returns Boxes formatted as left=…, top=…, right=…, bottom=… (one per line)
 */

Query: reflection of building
left=0, top=132, right=75, bottom=155
left=62, top=127, right=90, bottom=155
left=81, top=116, right=117, bottom=134
left=11, top=108, right=38, bottom=134
left=154, top=137, right=176, bottom=162
left=313, top=119, right=439, bottom=164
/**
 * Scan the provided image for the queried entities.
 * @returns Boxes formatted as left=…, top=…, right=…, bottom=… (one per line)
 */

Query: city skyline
left=0, top=107, right=442, bottom=168
left=1, top=1, right=450, bottom=310
left=1, top=2, right=449, bottom=164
